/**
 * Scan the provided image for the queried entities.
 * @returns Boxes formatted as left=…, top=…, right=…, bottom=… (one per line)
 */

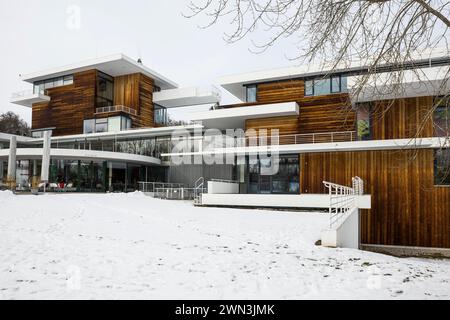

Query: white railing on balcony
left=11, top=89, right=47, bottom=99
left=138, top=181, right=183, bottom=193
left=323, top=177, right=364, bottom=229
left=95, top=105, right=138, bottom=116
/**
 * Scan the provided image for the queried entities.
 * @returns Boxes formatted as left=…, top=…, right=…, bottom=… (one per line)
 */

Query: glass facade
left=245, top=155, right=300, bottom=194
left=2, top=158, right=166, bottom=193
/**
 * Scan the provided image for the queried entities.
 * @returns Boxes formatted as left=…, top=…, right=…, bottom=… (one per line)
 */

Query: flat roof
left=218, top=48, right=450, bottom=101
left=20, top=54, right=178, bottom=90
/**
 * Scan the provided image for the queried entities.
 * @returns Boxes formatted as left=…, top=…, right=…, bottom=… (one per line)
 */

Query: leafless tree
left=0, top=111, right=30, bottom=136
left=185, top=0, right=450, bottom=183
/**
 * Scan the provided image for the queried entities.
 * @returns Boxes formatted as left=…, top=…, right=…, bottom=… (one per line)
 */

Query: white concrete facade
left=201, top=194, right=371, bottom=209
left=0, top=148, right=161, bottom=166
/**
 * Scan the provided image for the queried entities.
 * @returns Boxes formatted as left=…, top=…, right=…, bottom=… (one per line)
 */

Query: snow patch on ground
left=0, top=192, right=449, bottom=299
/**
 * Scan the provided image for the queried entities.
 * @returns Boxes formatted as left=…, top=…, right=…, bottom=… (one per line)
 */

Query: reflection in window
left=246, top=85, right=257, bottom=103
left=433, top=97, right=450, bottom=137
left=33, top=75, right=73, bottom=94
left=305, top=80, right=314, bottom=96
left=96, top=72, right=114, bottom=108
left=331, top=76, right=341, bottom=93
left=304, top=75, right=347, bottom=96
left=83, top=119, right=95, bottom=134
left=434, top=149, right=450, bottom=186
left=154, top=104, right=168, bottom=126
left=357, top=103, right=372, bottom=140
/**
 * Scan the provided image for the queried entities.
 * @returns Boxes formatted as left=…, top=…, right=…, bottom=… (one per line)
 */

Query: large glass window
left=246, top=85, right=258, bottom=103
left=304, top=75, right=347, bottom=96
left=434, top=149, right=450, bottom=186
left=314, top=78, right=331, bottom=96
left=154, top=104, right=168, bottom=126
left=96, top=72, right=114, bottom=108
left=433, top=98, right=450, bottom=137
left=33, top=75, right=73, bottom=94
left=246, top=155, right=299, bottom=194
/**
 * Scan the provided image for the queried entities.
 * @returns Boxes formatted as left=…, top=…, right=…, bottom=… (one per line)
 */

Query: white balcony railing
left=11, top=89, right=47, bottom=99
left=95, top=105, right=138, bottom=116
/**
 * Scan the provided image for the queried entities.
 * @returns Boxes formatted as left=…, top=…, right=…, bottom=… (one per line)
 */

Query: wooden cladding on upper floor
left=32, top=70, right=97, bottom=136
left=32, top=70, right=157, bottom=136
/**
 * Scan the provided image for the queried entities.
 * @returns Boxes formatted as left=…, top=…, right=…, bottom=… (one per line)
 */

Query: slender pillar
left=7, top=136, right=17, bottom=189
left=41, top=131, right=52, bottom=188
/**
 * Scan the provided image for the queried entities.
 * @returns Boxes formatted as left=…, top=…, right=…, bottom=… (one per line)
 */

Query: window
left=154, top=104, right=168, bottom=126
left=96, top=72, right=114, bottom=108
left=433, top=98, right=450, bottom=137
left=331, top=76, right=341, bottom=93
left=83, top=119, right=95, bottom=134
left=246, top=85, right=257, bottom=103
left=95, top=118, right=108, bottom=133
left=84, top=116, right=130, bottom=134
left=108, top=117, right=121, bottom=132
left=314, top=78, right=331, bottom=96
left=33, top=75, right=73, bottom=93
left=246, top=155, right=299, bottom=194
left=63, top=75, right=74, bottom=85
left=304, top=75, right=347, bottom=96
left=305, top=80, right=314, bottom=96
left=357, top=103, right=372, bottom=140
left=434, top=149, right=450, bottom=186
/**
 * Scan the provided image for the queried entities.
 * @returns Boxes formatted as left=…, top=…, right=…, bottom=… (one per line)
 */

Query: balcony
left=95, top=105, right=138, bottom=116
left=10, top=89, right=50, bottom=107
left=190, top=101, right=300, bottom=129
left=153, top=86, right=221, bottom=108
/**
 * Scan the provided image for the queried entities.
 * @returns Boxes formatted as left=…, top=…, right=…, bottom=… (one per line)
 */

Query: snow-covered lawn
left=0, top=191, right=448, bottom=300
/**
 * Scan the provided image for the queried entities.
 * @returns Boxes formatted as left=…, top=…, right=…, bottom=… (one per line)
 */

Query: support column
left=41, top=131, right=52, bottom=191
left=7, top=136, right=17, bottom=190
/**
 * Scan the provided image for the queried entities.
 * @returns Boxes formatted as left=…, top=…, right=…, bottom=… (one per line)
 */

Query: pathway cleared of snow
left=0, top=191, right=448, bottom=299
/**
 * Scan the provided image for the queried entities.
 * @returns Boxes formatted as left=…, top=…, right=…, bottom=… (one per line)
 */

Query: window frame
left=246, top=84, right=258, bottom=103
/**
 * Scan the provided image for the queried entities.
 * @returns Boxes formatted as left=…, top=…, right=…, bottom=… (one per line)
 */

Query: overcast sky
left=0, top=0, right=299, bottom=123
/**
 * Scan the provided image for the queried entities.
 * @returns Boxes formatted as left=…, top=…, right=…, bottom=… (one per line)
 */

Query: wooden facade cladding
left=300, top=150, right=450, bottom=249
left=32, top=70, right=97, bottom=136
left=32, top=71, right=156, bottom=136
left=113, top=73, right=155, bottom=128
left=369, top=96, right=434, bottom=139
left=244, top=79, right=356, bottom=135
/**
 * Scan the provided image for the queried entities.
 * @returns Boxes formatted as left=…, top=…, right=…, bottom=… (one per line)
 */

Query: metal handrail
left=323, top=178, right=361, bottom=229
left=138, top=181, right=183, bottom=193
left=95, top=105, right=138, bottom=116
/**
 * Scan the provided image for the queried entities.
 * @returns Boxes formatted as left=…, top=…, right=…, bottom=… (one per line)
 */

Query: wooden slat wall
left=32, top=71, right=156, bottom=136
left=245, top=79, right=356, bottom=135
left=370, top=96, right=434, bottom=139
left=299, top=96, right=449, bottom=248
left=300, top=149, right=450, bottom=248
left=114, top=74, right=140, bottom=110
left=32, top=70, right=97, bottom=136
left=113, top=73, right=155, bottom=128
